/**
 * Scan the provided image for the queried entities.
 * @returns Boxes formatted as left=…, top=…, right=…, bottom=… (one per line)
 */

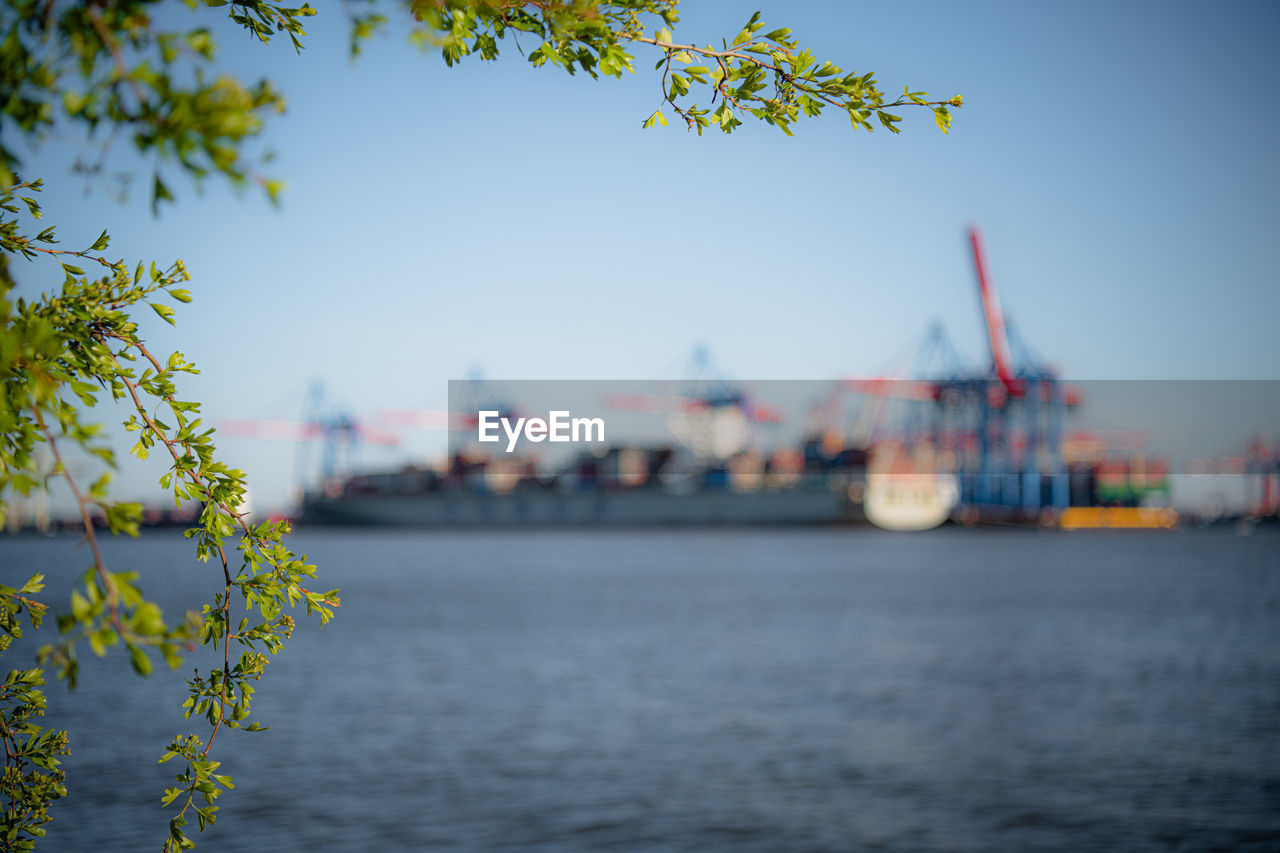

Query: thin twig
left=31, top=407, right=120, bottom=629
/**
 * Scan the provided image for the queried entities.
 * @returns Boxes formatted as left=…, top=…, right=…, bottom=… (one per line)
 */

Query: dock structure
left=846, top=227, right=1077, bottom=524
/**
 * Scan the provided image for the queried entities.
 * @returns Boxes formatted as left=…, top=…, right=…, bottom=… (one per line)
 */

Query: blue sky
left=16, top=0, right=1280, bottom=510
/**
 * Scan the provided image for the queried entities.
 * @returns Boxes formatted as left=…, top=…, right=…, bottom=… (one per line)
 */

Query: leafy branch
left=0, top=576, right=67, bottom=851
left=1, top=2, right=962, bottom=213
left=0, top=1, right=298, bottom=210
left=0, top=180, right=336, bottom=850
left=631, top=15, right=962, bottom=136
left=403, top=2, right=961, bottom=137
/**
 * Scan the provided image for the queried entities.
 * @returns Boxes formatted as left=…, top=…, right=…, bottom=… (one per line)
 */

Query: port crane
left=841, top=226, right=1075, bottom=519
left=606, top=344, right=783, bottom=460
left=376, top=368, right=521, bottom=437
left=218, top=382, right=399, bottom=498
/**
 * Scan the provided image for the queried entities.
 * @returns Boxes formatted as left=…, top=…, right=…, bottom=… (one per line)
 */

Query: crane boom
left=969, top=226, right=1019, bottom=396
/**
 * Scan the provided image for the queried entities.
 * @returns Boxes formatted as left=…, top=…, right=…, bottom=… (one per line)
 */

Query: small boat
left=861, top=440, right=959, bottom=531
left=863, top=472, right=959, bottom=531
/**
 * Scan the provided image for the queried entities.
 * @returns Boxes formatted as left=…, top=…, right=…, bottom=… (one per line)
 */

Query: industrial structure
left=844, top=227, right=1075, bottom=522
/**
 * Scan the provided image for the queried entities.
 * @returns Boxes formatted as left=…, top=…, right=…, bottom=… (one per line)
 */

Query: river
left=2, top=527, right=1278, bottom=851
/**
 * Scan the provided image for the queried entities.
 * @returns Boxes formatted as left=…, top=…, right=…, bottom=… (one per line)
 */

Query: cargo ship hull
left=301, top=485, right=865, bottom=527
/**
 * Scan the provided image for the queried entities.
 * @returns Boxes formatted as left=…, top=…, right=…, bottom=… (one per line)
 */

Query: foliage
left=0, top=1, right=961, bottom=211
left=0, top=176, right=338, bottom=850
left=0, top=1, right=959, bottom=849
left=0, top=574, right=65, bottom=850
left=406, top=2, right=961, bottom=136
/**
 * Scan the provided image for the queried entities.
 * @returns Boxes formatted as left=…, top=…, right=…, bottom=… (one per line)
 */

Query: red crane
left=840, top=227, right=1082, bottom=415
left=969, top=225, right=1021, bottom=398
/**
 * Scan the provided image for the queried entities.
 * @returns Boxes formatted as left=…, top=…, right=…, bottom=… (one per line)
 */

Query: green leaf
left=70, top=590, right=91, bottom=622
left=129, top=645, right=153, bottom=676
left=151, top=303, right=177, bottom=325
left=643, top=110, right=669, bottom=129
left=152, top=174, right=175, bottom=216
left=877, top=111, right=903, bottom=133
left=934, top=106, right=952, bottom=133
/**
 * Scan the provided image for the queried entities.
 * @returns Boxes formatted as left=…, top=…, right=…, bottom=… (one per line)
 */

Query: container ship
left=295, top=433, right=1247, bottom=530
left=300, top=439, right=876, bottom=527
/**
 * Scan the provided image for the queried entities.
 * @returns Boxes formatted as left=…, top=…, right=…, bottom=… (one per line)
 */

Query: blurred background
left=12, top=0, right=1280, bottom=513
left=4, top=1, right=1280, bottom=850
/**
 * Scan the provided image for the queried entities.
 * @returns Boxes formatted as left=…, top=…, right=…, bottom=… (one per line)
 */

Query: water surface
left=3, top=528, right=1278, bottom=851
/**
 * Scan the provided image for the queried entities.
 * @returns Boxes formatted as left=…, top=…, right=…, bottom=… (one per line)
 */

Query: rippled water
left=3, top=527, right=1279, bottom=851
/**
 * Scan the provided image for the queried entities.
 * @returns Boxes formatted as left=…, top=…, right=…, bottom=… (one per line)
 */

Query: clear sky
left=16, top=0, right=1280, bottom=511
